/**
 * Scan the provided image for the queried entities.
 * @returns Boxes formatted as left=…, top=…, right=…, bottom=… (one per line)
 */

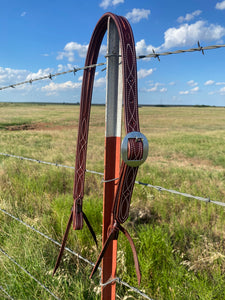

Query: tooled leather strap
left=53, top=13, right=147, bottom=283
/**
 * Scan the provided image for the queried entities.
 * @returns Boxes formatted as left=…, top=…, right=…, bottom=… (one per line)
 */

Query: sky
left=0, top=0, right=225, bottom=106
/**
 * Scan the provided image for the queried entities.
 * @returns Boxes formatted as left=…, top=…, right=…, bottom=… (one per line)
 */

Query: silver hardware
left=121, top=131, right=149, bottom=167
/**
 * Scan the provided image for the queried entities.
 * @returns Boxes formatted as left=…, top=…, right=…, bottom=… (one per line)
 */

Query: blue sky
left=0, top=0, right=225, bottom=106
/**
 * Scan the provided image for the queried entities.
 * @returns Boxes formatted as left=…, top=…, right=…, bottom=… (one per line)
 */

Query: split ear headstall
left=53, top=12, right=148, bottom=285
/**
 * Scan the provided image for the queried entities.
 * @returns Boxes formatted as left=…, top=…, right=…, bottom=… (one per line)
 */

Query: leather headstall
left=53, top=12, right=149, bottom=286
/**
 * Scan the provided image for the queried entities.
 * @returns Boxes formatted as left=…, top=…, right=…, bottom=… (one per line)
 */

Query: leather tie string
left=53, top=12, right=148, bottom=285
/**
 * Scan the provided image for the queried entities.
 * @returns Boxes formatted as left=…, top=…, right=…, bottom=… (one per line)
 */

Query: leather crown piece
left=53, top=12, right=148, bottom=286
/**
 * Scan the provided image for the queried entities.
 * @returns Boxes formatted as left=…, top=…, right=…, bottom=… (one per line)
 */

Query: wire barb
left=0, top=43, right=225, bottom=91
left=0, top=207, right=155, bottom=300
left=198, top=41, right=204, bottom=55
left=1, top=152, right=225, bottom=207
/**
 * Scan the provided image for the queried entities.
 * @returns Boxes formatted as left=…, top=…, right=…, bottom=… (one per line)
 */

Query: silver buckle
left=121, top=131, right=149, bottom=167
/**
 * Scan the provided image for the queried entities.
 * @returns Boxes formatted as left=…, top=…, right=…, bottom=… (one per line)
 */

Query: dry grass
left=0, top=103, right=225, bottom=299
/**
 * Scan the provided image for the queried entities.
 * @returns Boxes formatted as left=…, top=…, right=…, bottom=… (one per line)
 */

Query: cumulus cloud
left=215, top=1, right=225, bottom=10
left=99, top=0, right=124, bottom=9
left=57, top=42, right=88, bottom=62
left=0, top=67, right=30, bottom=85
left=179, top=86, right=199, bottom=95
left=179, top=90, right=189, bottom=95
left=141, top=82, right=165, bottom=93
left=25, top=68, right=54, bottom=81
left=137, top=68, right=154, bottom=79
left=160, top=20, right=225, bottom=50
left=57, top=42, right=107, bottom=62
left=135, top=39, right=156, bottom=57
left=21, top=11, right=27, bottom=17
left=94, top=76, right=106, bottom=88
left=41, top=81, right=81, bottom=94
left=190, top=86, right=199, bottom=93
left=125, top=8, right=151, bottom=23
left=204, top=80, right=215, bottom=86
left=187, top=80, right=198, bottom=87
left=216, top=81, right=225, bottom=85
left=177, top=10, right=202, bottom=23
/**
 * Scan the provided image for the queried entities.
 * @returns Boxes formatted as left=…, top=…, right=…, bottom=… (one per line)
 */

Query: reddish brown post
left=101, top=17, right=122, bottom=300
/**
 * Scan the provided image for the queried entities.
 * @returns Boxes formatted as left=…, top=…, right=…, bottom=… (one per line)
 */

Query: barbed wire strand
left=0, top=248, right=61, bottom=300
left=1, top=152, right=225, bottom=207
left=0, top=62, right=106, bottom=91
left=0, top=285, right=14, bottom=300
left=0, top=43, right=224, bottom=91
left=0, top=207, right=153, bottom=300
left=137, top=43, right=225, bottom=60
left=0, top=207, right=95, bottom=268
left=100, top=277, right=154, bottom=300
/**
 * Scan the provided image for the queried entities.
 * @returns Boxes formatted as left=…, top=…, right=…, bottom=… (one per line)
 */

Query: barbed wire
left=0, top=207, right=154, bottom=300
left=0, top=248, right=61, bottom=300
left=1, top=152, right=225, bottom=207
left=0, top=62, right=106, bottom=91
left=0, top=207, right=95, bottom=267
left=137, top=42, right=225, bottom=60
left=0, top=42, right=224, bottom=91
left=0, top=285, right=14, bottom=300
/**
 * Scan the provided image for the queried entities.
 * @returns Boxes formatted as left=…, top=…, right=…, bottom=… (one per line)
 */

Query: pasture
left=0, top=103, right=225, bottom=299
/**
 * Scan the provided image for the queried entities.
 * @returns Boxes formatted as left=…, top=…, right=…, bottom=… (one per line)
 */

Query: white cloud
left=179, top=90, right=189, bottom=95
left=219, top=86, right=225, bottom=93
left=177, top=10, right=202, bottom=23
left=135, top=39, right=156, bottom=57
left=0, top=67, right=29, bottom=85
left=57, top=42, right=88, bottom=62
left=160, top=20, right=225, bottom=50
left=99, top=0, right=124, bottom=9
left=216, top=81, right=225, bottom=85
left=137, top=68, right=154, bottom=79
left=179, top=86, right=199, bottom=95
left=94, top=77, right=106, bottom=87
left=57, top=42, right=107, bottom=62
left=141, top=82, right=164, bottom=92
left=26, top=68, right=54, bottom=81
left=57, top=64, right=75, bottom=72
left=204, top=80, right=215, bottom=86
left=190, top=86, right=199, bottom=93
left=187, top=80, right=198, bottom=87
left=41, top=81, right=81, bottom=93
left=21, top=11, right=27, bottom=17
left=215, top=1, right=225, bottom=10
left=125, top=8, right=151, bottom=23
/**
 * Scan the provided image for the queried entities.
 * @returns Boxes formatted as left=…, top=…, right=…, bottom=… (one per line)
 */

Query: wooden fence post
left=101, top=16, right=122, bottom=300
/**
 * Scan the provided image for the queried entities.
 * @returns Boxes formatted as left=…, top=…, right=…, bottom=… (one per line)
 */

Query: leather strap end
left=90, top=226, right=118, bottom=279
left=53, top=210, right=73, bottom=276
left=73, top=201, right=83, bottom=230
left=117, top=223, right=141, bottom=285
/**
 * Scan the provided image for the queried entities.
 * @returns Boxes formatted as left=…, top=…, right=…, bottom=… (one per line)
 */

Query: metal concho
left=121, top=132, right=149, bottom=167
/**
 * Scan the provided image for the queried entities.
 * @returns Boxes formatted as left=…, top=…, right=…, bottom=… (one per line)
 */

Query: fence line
left=0, top=285, right=14, bottom=300
left=0, top=42, right=225, bottom=91
left=0, top=207, right=154, bottom=300
left=0, top=248, right=61, bottom=300
left=1, top=152, right=224, bottom=208
left=0, top=207, right=95, bottom=268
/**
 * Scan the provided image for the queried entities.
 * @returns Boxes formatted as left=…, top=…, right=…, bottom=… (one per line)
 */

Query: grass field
left=0, top=103, right=225, bottom=299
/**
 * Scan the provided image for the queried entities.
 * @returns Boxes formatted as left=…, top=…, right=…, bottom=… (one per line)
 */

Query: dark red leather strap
left=53, top=13, right=147, bottom=284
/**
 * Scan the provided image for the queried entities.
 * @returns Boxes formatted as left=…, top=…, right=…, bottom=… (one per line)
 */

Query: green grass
left=0, top=104, right=225, bottom=299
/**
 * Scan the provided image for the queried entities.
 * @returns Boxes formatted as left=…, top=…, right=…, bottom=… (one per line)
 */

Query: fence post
left=101, top=16, right=122, bottom=300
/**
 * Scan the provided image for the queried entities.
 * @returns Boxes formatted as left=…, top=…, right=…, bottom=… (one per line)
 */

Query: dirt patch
left=6, top=124, right=39, bottom=131
left=6, top=122, right=76, bottom=131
